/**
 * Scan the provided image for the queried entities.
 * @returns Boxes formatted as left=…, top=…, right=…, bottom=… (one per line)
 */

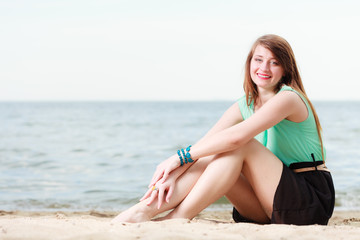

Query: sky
left=1, top=0, right=359, bottom=101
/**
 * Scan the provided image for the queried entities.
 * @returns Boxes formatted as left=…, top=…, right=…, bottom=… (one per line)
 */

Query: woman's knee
left=216, top=138, right=261, bottom=161
left=187, top=156, right=213, bottom=174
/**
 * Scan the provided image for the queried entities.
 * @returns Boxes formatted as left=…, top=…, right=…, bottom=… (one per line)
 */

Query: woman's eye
left=254, top=58, right=262, bottom=62
left=271, top=61, right=279, bottom=65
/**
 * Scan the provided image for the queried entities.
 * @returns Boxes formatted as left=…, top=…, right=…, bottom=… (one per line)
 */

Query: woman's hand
left=140, top=176, right=176, bottom=209
left=148, top=154, right=180, bottom=188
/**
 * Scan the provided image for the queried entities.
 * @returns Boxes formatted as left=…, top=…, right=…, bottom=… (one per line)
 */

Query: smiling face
left=250, top=44, right=284, bottom=92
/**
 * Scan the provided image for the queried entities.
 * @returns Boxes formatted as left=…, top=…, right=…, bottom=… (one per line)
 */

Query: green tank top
left=237, top=85, right=325, bottom=167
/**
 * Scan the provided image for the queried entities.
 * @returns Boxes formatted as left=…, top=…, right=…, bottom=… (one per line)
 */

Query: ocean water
left=0, top=101, right=359, bottom=212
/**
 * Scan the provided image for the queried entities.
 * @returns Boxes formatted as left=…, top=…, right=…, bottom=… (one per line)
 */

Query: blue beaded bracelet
left=177, top=150, right=184, bottom=166
left=186, top=152, right=194, bottom=163
left=181, top=149, right=187, bottom=164
left=185, top=145, right=194, bottom=163
left=177, top=145, right=194, bottom=166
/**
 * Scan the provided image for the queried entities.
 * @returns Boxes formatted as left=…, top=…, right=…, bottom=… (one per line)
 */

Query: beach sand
left=0, top=210, right=359, bottom=240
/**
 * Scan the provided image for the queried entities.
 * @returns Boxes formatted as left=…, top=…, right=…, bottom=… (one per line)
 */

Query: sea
left=0, top=101, right=359, bottom=212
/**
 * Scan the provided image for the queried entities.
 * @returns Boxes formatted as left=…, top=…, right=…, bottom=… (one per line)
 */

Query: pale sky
left=1, top=0, right=359, bottom=101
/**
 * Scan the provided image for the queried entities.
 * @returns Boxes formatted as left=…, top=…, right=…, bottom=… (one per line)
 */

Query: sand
left=0, top=210, right=359, bottom=240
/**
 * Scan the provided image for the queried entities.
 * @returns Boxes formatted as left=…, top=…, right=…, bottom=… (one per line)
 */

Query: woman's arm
left=157, top=90, right=305, bottom=180
left=197, top=101, right=244, bottom=143
left=170, top=101, right=244, bottom=175
left=153, top=91, right=303, bottom=183
left=143, top=102, right=244, bottom=204
left=190, top=91, right=305, bottom=160
left=148, top=102, right=243, bottom=186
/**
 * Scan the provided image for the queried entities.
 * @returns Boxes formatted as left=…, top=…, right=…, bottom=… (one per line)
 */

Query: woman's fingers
left=152, top=173, right=164, bottom=186
left=157, top=187, right=164, bottom=209
left=140, top=188, right=153, bottom=202
left=146, top=189, right=158, bottom=206
left=149, top=167, right=165, bottom=187
left=149, top=171, right=160, bottom=187
left=161, top=167, right=172, bottom=183
left=161, top=164, right=176, bottom=183
left=144, top=180, right=174, bottom=209
left=163, top=159, right=182, bottom=183
left=166, top=186, right=174, bottom=203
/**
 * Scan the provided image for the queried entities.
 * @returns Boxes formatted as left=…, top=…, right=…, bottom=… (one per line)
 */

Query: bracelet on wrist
left=177, top=145, right=194, bottom=166
left=185, top=145, right=194, bottom=163
left=177, top=150, right=184, bottom=166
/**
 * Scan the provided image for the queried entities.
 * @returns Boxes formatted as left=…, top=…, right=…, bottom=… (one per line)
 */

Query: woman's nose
left=260, top=61, right=270, bottom=71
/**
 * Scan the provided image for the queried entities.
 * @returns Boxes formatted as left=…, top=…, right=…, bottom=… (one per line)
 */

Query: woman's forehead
left=253, top=45, right=276, bottom=59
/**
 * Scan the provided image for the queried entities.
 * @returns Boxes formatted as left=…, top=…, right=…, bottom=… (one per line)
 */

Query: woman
left=112, top=34, right=335, bottom=225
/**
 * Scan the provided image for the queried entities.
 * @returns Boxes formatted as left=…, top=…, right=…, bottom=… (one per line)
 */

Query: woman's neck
left=256, top=88, right=276, bottom=108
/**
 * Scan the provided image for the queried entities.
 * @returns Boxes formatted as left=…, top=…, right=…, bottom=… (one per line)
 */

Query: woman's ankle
left=112, top=202, right=156, bottom=223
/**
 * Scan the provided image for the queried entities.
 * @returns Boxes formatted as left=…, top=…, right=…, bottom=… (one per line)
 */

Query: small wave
left=83, top=190, right=108, bottom=194
left=71, top=148, right=87, bottom=153
left=29, top=160, right=51, bottom=167
left=9, top=148, right=32, bottom=154
left=23, top=122, right=36, bottom=127
left=96, top=162, right=110, bottom=167
left=8, top=199, right=74, bottom=211
left=111, top=153, right=123, bottom=158
left=335, top=188, right=360, bottom=210
left=31, top=152, right=47, bottom=158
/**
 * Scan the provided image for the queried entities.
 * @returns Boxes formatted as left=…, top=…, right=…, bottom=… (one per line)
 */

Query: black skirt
left=233, top=162, right=335, bottom=225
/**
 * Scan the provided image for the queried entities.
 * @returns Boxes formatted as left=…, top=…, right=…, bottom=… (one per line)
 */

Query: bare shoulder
left=253, top=90, right=307, bottom=122
left=270, top=90, right=305, bottom=108
left=276, top=89, right=302, bottom=101
left=273, top=90, right=308, bottom=122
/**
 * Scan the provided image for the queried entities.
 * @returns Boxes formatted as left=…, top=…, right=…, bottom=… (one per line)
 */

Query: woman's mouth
left=257, top=73, right=271, bottom=80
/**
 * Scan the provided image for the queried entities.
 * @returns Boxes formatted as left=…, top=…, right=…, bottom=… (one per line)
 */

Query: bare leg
left=164, top=139, right=282, bottom=220
left=226, top=174, right=271, bottom=223
left=113, top=139, right=282, bottom=223
left=112, top=156, right=213, bottom=223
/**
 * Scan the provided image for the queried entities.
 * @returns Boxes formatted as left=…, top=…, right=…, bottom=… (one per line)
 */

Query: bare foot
left=111, top=204, right=152, bottom=223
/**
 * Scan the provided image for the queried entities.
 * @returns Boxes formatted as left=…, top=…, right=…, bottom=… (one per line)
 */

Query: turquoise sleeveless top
left=237, top=85, right=325, bottom=167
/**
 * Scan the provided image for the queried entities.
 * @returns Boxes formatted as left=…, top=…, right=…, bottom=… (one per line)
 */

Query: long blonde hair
left=244, top=34, right=325, bottom=161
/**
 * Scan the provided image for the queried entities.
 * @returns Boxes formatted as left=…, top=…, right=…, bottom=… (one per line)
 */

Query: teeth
left=258, top=73, right=270, bottom=78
